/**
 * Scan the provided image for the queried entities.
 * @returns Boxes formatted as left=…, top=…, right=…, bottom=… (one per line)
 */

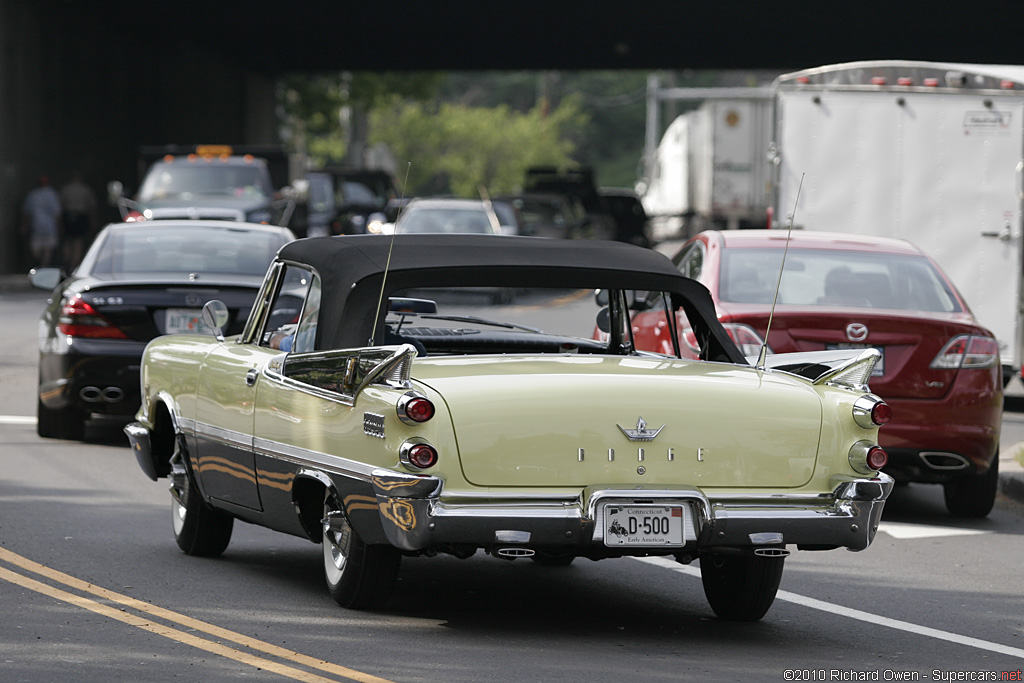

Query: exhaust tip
left=919, top=452, right=970, bottom=471
left=101, top=387, right=124, bottom=403
left=79, top=386, right=102, bottom=403
left=494, top=547, right=535, bottom=559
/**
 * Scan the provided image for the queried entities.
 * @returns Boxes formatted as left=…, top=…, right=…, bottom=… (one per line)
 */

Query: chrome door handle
left=245, top=368, right=259, bottom=386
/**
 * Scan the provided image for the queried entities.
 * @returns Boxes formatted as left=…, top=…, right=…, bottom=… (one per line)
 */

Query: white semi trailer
left=641, top=95, right=773, bottom=237
left=771, top=60, right=1024, bottom=382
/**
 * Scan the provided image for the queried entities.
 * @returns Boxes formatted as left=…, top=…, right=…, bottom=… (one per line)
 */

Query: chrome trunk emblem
left=617, top=417, right=665, bottom=442
left=846, top=323, right=869, bottom=342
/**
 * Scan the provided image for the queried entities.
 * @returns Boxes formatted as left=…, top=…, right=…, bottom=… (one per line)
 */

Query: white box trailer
left=689, top=98, right=772, bottom=231
left=641, top=98, right=772, bottom=237
left=772, top=60, right=1024, bottom=381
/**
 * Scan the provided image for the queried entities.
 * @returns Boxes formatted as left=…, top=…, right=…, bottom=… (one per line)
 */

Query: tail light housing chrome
left=58, top=296, right=129, bottom=339
left=397, top=391, right=435, bottom=424
left=400, top=437, right=439, bottom=470
left=930, top=335, right=999, bottom=369
left=849, top=440, right=888, bottom=475
left=852, top=394, right=892, bottom=429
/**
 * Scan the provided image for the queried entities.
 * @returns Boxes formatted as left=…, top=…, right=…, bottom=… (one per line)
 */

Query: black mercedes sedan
left=30, top=219, right=295, bottom=439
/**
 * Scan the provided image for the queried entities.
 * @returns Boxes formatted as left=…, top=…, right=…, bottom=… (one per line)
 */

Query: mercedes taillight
left=58, top=296, right=128, bottom=339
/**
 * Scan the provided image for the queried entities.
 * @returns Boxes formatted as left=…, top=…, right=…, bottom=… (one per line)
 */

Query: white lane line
left=634, top=556, right=1024, bottom=658
left=879, top=522, right=991, bottom=539
left=0, top=416, right=35, bottom=425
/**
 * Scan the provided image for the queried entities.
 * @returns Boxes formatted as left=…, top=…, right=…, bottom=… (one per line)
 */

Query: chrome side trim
left=193, top=421, right=251, bottom=449
left=253, top=435, right=379, bottom=481
left=182, top=416, right=382, bottom=483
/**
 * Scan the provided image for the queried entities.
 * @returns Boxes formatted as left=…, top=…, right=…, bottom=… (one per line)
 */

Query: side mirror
left=28, top=267, right=64, bottom=291
left=595, top=306, right=611, bottom=333
left=106, top=180, right=125, bottom=205
left=202, top=300, right=230, bottom=341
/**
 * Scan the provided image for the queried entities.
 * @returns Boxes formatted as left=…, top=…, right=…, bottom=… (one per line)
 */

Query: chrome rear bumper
left=368, top=470, right=895, bottom=554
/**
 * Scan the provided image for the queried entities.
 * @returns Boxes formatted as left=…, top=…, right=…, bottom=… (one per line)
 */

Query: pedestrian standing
left=60, top=171, right=98, bottom=269
left=22, top=175, right=62, bottom=267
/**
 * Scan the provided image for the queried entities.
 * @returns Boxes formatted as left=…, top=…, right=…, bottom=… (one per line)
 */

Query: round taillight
left=397, top=392, right=435, bottom=424
left=853, top=394, right=890, bottom=429
left=871, top=401, right=892, bottom=426
left=849, top=440, right=887, bottom=475
left=405, top=397, right=434, bottom=422
left=866, top=446, right=888, bottom=471
left=400, top=439, right=438, bottom=470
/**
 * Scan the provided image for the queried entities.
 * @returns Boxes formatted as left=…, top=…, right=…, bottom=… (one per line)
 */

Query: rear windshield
left=720, top=247, right=962, bottom=313
left=397, top=206, right=497, bottom=234
left=88, top=226, right=282, bottom=278
left=138, top=161, right=272, bottom=201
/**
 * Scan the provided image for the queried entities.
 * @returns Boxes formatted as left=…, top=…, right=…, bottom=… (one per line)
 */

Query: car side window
left=675, top=242, right=704, bottom=280
left=291, top=275, right=321, bottom=353
left=261, top=265, right=315, bottom=351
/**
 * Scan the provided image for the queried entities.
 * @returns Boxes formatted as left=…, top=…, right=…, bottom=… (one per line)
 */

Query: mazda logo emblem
left=846, top=323, right=869, bottom=342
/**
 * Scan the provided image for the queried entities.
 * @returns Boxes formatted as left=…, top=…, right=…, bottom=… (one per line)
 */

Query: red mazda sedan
left=633, top=229, right=1002, bottom=517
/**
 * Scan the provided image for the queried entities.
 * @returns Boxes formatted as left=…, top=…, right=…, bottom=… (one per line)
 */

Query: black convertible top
left=275, top=234, right=745, bottom=363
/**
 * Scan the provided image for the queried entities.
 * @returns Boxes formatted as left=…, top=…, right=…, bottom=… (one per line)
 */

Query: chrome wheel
left=322, top=499, right=352, bottom=587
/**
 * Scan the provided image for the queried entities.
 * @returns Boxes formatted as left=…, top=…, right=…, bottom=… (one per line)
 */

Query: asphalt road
left=2, top=286, right=1023, bottom=682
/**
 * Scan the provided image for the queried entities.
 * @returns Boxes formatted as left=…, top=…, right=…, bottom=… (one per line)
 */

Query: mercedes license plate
left=165, top=308, right=213, bottom=335
left=604, top=505, right=685, bottom=547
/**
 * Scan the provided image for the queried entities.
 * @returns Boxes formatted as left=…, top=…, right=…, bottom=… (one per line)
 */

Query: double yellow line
left=0, top=547, right=395, bottom=683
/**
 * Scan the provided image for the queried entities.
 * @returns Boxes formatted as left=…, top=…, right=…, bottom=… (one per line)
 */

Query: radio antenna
left=756, top=173, right=804, bottom=370
left=369, top=162, right=412, bottom=346
left=478, top=184, right=502, bottom=234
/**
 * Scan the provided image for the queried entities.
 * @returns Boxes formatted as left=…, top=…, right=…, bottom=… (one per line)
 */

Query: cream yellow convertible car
left=126, top=234, right=893, bottom=621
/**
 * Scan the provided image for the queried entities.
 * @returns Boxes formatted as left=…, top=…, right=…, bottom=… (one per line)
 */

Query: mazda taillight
left=722, top=323, right=771, bottom=357
left=930, top=335, right=999, bottom=369
left=58, top=296, right=129, bottom=339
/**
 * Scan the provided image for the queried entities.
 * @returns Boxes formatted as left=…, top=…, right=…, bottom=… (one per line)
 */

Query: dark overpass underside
left=2, top=0, right=1021, bottom=273
left=105, top=1, right=1024, bottom=72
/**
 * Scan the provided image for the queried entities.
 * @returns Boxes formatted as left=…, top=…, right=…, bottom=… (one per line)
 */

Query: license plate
left=828, top=343, right=884, bottom=376
left=603, top=504, right=686, bottom=547
left=165, top=308, right=214, bottom=335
